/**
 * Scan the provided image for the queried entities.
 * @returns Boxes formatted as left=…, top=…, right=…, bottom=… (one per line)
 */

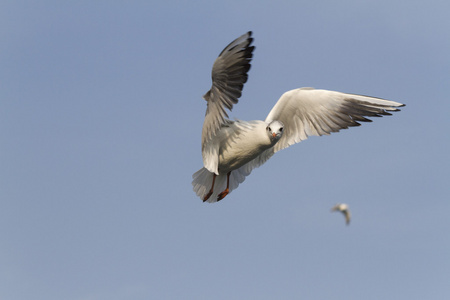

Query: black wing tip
left=243, top=33, right=254, bottom=49
left=247, top=32, right=254, bottom=46
left=218, top=31, right=255, bottom=57
left=240, top=31, right=254, bottom=46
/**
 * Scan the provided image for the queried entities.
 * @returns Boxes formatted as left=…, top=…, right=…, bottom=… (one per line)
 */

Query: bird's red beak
left=272, top=132, right=277, bottom=138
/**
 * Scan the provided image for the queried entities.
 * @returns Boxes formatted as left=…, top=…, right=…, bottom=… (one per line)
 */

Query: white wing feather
left=265, top=88, right=405, bottom=153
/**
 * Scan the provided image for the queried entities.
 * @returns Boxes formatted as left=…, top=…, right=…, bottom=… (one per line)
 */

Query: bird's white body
left=192, top=32, right=405, bottom=202
left=216, top=121, right=275, bottom=174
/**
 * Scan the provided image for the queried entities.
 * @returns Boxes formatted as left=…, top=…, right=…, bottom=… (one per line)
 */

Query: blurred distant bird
left=192, top=31, right=405, bottom=203
left=331, top=203, right=351, bottom=225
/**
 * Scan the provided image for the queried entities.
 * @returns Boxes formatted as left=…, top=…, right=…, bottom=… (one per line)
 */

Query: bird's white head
left=266, top=120, right=284, bottom=144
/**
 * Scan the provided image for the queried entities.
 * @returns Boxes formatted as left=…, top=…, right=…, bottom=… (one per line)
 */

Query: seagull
left=331, top=203, right=351, bottom=225
left=192, top=31, right=405, bottom=203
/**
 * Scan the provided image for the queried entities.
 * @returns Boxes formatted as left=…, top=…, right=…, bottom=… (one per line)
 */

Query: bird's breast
left=217, top=121, right=273, bottom=174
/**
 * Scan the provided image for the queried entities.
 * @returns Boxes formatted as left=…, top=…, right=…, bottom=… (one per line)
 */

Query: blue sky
left=1, top=1, right=449, bottom=299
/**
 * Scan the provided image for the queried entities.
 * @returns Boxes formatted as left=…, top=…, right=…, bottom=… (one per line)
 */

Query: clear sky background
left=1, top=1, right=449, bottom=299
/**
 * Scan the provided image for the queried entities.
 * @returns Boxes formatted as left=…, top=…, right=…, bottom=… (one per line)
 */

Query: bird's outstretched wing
left=265, top=88, right=405, bottom=153
left=201, top=31, right=255, bottom=173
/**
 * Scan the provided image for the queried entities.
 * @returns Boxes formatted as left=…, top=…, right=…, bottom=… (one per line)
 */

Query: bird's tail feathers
left=192, top=167, right=251, bottom=203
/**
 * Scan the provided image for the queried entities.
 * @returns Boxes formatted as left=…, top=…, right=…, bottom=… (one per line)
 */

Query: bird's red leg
left=203, top=173, right=216, bottom=202
left=217, top=172, right=231, bottom=201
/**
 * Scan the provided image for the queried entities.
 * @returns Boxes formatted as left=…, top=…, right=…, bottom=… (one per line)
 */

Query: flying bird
left=192, top=31, right=405, bottom=203
left=331, top=203, right=351, bottom=225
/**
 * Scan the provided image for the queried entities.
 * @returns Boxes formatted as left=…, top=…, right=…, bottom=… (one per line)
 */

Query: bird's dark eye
left=268, top=127, right=271, bottom=131
left=280, top=127, right=283, bottom=132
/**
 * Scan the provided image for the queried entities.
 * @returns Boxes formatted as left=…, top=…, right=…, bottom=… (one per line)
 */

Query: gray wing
left=201, top=31, right=255, bottom=149
left=265, top=88, right=405, bottom=153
